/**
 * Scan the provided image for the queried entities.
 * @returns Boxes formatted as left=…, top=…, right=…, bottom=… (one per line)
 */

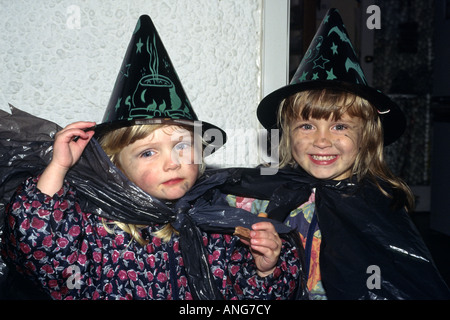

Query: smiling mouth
left=309, top=154, right=338, bottom=164
left=311, top=155, right=337, bottom=161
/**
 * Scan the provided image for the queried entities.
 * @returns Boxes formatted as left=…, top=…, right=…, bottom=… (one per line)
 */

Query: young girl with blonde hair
left=225, top=8, right=449, bottom=300
left=278, top=88, right=415, bottom=211
left=0, top=14, right=304, bottom=300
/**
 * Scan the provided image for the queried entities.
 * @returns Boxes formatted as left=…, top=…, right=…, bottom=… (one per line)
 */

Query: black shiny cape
left=219, top=166, right=450, bottom=300
left=0, top=107, right=306, bottom=300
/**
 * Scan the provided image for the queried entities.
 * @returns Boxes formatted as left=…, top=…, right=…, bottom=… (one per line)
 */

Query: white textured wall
left=0, top=0, right=263, bottom=167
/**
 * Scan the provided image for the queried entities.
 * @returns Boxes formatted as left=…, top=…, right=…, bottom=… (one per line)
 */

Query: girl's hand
left=37, top=121, right=95, bottom=196
left=51, top=121, right=96, bottom=170
left=241, top=221, right=282, bottom=277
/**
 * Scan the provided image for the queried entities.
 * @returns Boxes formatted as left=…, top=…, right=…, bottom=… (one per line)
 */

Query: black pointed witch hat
left=95, top=15, right=226, bottom=152
left=257, top=8, right=405, bottom=145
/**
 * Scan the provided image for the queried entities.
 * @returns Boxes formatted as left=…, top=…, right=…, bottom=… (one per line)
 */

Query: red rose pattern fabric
left=1, top=176, right=301, bottom=300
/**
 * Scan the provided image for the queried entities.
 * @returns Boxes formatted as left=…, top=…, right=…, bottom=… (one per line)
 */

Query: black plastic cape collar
left=0, top=107, right=307, bottom=300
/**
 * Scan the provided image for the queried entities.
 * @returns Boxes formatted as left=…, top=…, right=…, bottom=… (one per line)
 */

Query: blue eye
left=141, top=150, right=156, bottom=158
left=298, top=123, right=313, bottom=130
left=334, top=124, right=348, bottom=130
left=174, top=142, right=191, bottom=151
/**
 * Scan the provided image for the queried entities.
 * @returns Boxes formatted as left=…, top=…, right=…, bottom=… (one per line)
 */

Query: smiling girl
left=225, top=8, right=449, bottom=299
left=278, top=88, right=414, bottom=205
left=274, top=88, right=414, bottom=298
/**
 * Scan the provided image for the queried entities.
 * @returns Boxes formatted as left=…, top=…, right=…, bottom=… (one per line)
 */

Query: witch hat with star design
left=257, top=8, right=405, bottom=145
left=95, top=15, right=226, bottom=152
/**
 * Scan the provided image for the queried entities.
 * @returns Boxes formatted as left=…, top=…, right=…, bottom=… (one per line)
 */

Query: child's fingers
left=235, top=222, right=281, bottom=252
left=55, top=122, right=96, bottom=142
left=249, top=222, right=281, bottom=251
left=250, top=237, right=280, bottom=252
left=57, top=122, right=96, bottom=136
left=52, top=121, right=96, bottom=168
left=250, top=222, right=279, bottom=240
left=251, top=221, right=277, bottom=232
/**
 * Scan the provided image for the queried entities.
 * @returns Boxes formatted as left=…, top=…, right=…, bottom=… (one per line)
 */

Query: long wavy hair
left=99, top=124, right=205, bottom=244
left=277, top=88, right=414, bottom=212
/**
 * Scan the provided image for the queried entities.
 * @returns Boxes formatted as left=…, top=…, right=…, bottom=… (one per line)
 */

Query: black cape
left=219, top=166, right=450, bottom=300
left=0, top=107, right=307, bottom=300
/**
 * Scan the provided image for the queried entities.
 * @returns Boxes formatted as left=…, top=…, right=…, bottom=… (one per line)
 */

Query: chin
left=309, top=171, right=338, bottom=180
left=163, top=191, right=188, bottom=201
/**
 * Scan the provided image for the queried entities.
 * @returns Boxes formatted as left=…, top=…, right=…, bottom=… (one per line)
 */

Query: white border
left=261, top=0, right=290, bottom=99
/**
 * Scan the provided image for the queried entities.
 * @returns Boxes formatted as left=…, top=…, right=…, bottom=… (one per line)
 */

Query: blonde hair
left=98, top=123, right=205, bottom=245
left=278, top=88, right=414, bottom=211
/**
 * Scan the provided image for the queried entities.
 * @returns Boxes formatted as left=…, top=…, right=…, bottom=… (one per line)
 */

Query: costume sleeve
left=2, top=176, right=87, bottom=299
left=207, top=233, right=301, bottom=300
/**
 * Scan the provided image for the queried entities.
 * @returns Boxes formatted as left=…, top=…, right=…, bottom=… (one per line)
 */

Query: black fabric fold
left=220, top=165, right=450, bottom=300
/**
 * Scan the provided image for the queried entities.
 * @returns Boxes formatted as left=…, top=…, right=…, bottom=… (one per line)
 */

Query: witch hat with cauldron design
left=95, top=15, right=226, bottom=152
left=257, top=8, right=405, bottom=145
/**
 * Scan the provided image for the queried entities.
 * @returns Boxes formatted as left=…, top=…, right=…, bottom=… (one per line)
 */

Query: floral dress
left=227, top=193, right=326, bottom=300
left=1, top=176, right=301, bottom=300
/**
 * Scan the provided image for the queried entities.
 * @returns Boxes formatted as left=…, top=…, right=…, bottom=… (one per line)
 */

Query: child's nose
left=313, top=130, right=333, bottom=148
left=163, top=153, right=181, bottom=171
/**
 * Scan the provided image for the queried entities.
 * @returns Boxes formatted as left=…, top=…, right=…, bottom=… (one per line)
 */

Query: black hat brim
left=257, top=80, right=406, bottom=146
